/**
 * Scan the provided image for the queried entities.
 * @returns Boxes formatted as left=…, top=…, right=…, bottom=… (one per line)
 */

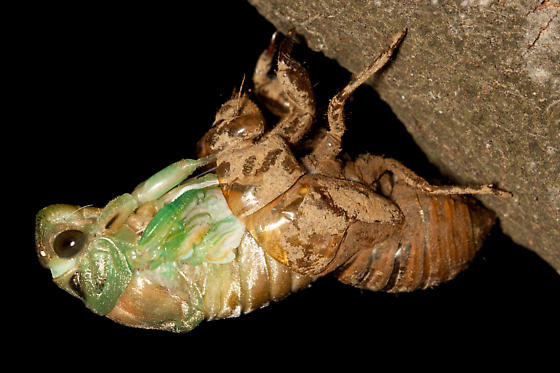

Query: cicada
left=35, top=29, right=509, bottom=332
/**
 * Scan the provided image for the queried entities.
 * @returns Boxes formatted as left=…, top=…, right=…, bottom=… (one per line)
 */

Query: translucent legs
left=97, top=156, right=215, bottom=237
left=132, top=156, right=215, bottom=203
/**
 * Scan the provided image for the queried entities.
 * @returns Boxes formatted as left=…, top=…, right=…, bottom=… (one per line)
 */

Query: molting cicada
left=35, top=29, right=510, bottom=332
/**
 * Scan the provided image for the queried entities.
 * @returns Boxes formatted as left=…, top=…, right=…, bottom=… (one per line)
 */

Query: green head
left=35, top=204, right=133, bottom=315
left=35, top=200, right=208, bottom=332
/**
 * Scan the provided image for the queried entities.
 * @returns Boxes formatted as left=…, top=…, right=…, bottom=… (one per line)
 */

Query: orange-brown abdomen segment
left=335, top=181, right=496, bottom=292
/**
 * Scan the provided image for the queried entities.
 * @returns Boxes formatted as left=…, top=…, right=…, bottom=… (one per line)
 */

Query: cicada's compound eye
left=35, top=204, right=101, bottom=278
left=53, top=229, right=86, bottom=258
left=197, top=95, right=265, bottom=157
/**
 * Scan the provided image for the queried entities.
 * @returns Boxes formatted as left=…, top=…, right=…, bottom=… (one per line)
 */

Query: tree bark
left=248, top=0, right=560, bottom=273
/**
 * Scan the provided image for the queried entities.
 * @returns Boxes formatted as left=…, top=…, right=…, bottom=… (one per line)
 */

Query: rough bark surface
left=249, top=0, right=560, bottom=273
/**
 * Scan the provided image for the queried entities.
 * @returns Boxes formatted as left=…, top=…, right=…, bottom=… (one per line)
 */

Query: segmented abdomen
left=336, top=182, right=495, bottom=292
left=180, top=231, right=312, bottom=320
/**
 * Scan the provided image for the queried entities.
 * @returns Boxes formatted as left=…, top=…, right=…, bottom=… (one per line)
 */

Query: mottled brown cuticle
left=313, top=186, right=348, bottom=219
left=257, top=148, right=283, bottom=174
left=282, top=155, right=297, bottom=173
left=243, top=156, right=257, bottom=176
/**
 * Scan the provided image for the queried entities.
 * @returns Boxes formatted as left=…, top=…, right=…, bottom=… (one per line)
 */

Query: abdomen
left=181, top=231, right=313, bottom=320
left=335, top=182, right=495, bottom=292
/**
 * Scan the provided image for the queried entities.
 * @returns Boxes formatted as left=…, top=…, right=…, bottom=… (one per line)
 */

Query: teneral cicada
left=34, top=29, right=510, bottom=332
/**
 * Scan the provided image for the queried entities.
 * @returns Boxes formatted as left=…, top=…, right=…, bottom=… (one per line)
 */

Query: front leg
left=253, top=31, right=289, bottom=117
left=253, top=31, right=316, bottom=145
left=96, top=157, right=214, bottom=237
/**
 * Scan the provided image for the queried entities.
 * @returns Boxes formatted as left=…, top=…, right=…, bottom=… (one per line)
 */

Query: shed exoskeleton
left=35, top=29, right=510, bottom=332
left=198, top=28, right=508, bottom=284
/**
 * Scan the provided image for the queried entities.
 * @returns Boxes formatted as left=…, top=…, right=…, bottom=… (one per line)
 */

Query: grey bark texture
left=248, top=0, right=560, bottom=272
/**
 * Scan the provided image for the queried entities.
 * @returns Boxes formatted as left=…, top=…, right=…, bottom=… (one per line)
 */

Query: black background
left=17, top=1, right=558, bottom=363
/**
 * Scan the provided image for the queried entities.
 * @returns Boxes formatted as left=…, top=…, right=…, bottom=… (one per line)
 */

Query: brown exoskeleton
left=197, top=28, right=511, bottom=292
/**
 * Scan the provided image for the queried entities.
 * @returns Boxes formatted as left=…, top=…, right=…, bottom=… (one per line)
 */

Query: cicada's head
left=35, top=204, right=134, bottom=316
left=35, top=204, right=101, bottom=298
left=35, top=194, right=214, bottom=332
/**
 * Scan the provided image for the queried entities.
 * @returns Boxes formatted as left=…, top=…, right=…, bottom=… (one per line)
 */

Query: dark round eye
left=53, top=230, right=85, bottom=258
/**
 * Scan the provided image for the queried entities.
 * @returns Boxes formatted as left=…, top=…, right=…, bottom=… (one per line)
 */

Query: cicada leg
left=132, top=156, right=215, bottom=203
left=253, top=31, right=316, bottom=145
left=95, top=157, right=214, bottom=240
left=253, top=31, right=285, bottom=115
left=305, top=29, right=407, bottom=174
left=345, top=154, right=512, bottom=198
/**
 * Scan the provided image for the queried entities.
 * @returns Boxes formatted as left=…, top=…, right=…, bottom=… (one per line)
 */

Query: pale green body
left=36, top=158, right=308, bottom=332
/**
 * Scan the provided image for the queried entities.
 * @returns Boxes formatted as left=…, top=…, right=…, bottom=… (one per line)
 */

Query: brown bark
left=249, top=0, right=560, bottom=273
